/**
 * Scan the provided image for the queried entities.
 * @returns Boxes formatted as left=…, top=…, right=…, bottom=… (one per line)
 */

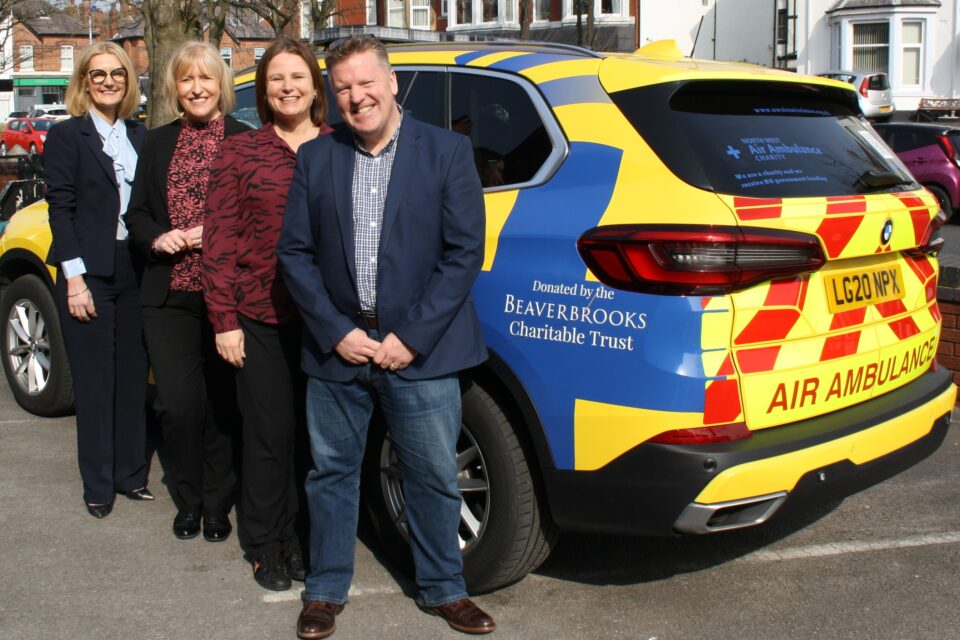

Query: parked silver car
left=817, top=70, right=895, bottom=120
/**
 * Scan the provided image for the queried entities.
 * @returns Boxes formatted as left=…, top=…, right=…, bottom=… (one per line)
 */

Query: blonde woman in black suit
left=44, top=42, right=150, bottom=518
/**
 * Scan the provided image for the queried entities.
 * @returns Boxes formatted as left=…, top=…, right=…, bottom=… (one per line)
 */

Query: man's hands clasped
left=335, top=328, right=416, bottom=371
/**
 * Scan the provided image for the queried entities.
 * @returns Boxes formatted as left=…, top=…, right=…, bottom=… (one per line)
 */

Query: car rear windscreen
left=31, top=119, right=52, bottom=131
left=868, top=74, right=890, bottom=91
left=609, top=80, right=915, bottom=198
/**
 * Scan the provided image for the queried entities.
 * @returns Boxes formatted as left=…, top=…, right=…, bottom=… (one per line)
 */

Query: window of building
left=254, top=47, right=265, bottom=64
left=456, top=0, right=473, bottom=24
left=220, top=47, right=232, bottom=68
left=901, top=20, right=922, bottom=86
left=563, top=0, right=626, bottom=20
left=301, top=0, right=310, bottom=37
left=19, top=46, right=33, bottom=72
left=777, top=9, right=788, bottom=45
left=411, top=0, right=431, bottom=28
left=535, top=0, right=550, bottom=20
left=852, top=22, right=889, bottom=73
left=60, top=46, right=73, bottom=72
left=388, top=0, right=405, bottom=26
left=366, top=0, right=378, bottom=24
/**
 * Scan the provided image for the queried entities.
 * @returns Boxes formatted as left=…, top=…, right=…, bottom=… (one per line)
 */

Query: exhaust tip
left=674, top=492, right=788, bottom=534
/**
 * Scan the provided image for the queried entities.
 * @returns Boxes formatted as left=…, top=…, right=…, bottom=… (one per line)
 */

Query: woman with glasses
left=44, top=42, right=150, bottom=518
left=126, top=41, right=246, bottom=542
left=203, top=37, right=331, bottom=590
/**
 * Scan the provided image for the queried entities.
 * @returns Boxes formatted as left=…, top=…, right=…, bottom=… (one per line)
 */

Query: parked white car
left=27, top=104, right=69, bottom=121
left=817, top=70, right=895, bottom=120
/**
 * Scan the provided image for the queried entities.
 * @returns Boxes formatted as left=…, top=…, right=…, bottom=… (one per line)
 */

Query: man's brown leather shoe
left=297, top=601, right=345, bottom=639
left=426, top=598, right=496, bottom=634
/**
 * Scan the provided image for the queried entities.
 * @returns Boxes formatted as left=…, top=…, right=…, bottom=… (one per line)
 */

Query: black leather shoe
left=121, top=487, right=155, bottom=501
left=426, top=598, right=496, bottom=634
left=251, top=549, right=292, bottom=591
left=86, top=502, right=113, bottom=519
left=297, top=600, right=344, bottom=639
left=284, top=546, right=307, bottom=581
left=173, top=511, right=201, bottom=539
left=202, top=515, right=232, bottom=542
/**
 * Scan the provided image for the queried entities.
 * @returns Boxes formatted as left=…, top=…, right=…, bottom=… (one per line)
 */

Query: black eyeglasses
left=87, top=68, right=128, bottom=85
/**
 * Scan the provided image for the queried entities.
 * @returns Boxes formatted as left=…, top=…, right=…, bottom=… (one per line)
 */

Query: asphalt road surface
left=2, top=376, right=959, bottom=640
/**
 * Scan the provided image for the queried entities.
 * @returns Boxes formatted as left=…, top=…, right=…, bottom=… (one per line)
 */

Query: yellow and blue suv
left=3, top=40, right=954, bottom=592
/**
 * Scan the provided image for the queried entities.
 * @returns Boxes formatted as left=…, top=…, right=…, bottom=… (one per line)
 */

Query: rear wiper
left=855, top=170, right=914, bottom=192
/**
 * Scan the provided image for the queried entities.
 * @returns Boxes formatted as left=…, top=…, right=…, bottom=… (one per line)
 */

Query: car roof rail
left=312, top=25, right=604, bottom=59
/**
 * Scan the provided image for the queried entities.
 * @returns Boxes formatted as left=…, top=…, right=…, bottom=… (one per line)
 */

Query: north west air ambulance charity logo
left=881, top=219, right=894, bottom=245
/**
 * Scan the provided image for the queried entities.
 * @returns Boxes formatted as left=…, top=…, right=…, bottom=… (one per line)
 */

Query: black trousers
left=236, top=315, right=302, bottom=555
left=56, top=241, right=148, bottom=505
left=142, top=291, right=237, bottom=517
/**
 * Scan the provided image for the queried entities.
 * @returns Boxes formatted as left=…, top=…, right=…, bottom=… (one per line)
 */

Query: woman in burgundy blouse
left=202, top=37, right=332, bottom=591
left=126, top=42, right=247, bottom=544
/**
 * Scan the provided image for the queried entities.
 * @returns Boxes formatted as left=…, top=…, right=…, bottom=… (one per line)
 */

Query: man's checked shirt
left=352, top=109, right=403, bottom=312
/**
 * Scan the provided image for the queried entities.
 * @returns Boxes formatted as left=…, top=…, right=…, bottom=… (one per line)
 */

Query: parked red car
left=873, top=122, right=960, bottom=218
left=1, top=118, right=54, bottom=156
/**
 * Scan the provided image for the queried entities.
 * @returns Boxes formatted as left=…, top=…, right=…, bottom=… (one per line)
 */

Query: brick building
left=10, top=12, right=94, bottom=113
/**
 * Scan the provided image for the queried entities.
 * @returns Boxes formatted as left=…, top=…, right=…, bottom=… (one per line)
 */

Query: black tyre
left=0, top=274, right=74, bottom=416
left=362, top=381, right=557, bottom=593
left=925, top=184, right=952, bottom=218
left=28, top=143, right=37, bottom=155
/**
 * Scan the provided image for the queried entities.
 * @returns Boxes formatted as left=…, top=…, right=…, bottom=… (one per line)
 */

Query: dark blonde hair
left=256, top=37, right=327, bottom=126
left=162, top=41, right=235, bottom=118
left=65, top=42, right=140, bottom=119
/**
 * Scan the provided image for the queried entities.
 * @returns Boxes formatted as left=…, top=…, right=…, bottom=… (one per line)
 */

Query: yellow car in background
left=1, top=39, right=953, bottom=592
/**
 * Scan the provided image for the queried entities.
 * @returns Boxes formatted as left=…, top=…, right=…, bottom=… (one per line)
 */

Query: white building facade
left=635, top=0, right=959, bottom=111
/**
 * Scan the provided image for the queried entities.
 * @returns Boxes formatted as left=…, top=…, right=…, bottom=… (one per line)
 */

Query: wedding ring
left=390, top=362, right=399, bottom=371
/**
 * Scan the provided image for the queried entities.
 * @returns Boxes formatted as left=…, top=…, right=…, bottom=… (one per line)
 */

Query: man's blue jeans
left=302, top=365, right=468, bottom=607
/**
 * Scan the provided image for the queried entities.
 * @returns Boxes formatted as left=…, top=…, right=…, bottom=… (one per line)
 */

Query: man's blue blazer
left=277, top=116, right=488, bottom=382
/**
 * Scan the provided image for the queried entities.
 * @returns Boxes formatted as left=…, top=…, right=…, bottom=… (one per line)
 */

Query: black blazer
left=126, top=116, right=249, bottom=306
left=45, top=115, right=146, bottom=276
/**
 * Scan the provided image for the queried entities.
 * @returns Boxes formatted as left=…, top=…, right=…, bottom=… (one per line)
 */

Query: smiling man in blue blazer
left=277, top=35, right=493, bottom=638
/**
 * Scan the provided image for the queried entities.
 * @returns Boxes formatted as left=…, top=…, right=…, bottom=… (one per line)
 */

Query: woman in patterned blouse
left=202, top=37, right=332, bottom=591
left=126, top=41, right=248, bottom=544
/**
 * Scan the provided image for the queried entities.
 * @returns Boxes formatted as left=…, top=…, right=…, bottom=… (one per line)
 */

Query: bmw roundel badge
left=881, top=219, right=893, bottom=245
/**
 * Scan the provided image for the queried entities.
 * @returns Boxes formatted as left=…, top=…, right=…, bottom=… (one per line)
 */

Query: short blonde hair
left=162, top=41, right=236, bottom=119
left=65, top=42, right=140, bottom=120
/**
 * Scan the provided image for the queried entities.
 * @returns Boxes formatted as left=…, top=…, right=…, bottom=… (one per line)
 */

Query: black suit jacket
left=125, top=116, right=249, bottom=306
left=45, top=114, right=146, bottom=276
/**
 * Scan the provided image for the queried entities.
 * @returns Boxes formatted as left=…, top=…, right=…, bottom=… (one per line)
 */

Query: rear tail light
left=935, top=134, right=960, bottom=170
left=858, top=77, right=870, bottom=98
left=577, top=225, right=826, bottom=296
left=905, top=207, right=947, bottom=257
left=647, top=422, right=752, bottom=445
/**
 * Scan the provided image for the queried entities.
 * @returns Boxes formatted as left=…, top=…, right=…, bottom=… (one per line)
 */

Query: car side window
left=396, top=71, right=446, bottom=129
left=450, top=72, right=553, bottom=189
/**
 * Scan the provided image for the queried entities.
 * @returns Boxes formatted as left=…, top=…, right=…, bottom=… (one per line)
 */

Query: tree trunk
left=141, top=0, right=201, bottom=128
left=575, top=0, right=582, bottom=46
left=205, top=0, right=229, bottom=51
left=519, top=0, right=531, bottom=40
left=586, top=0, right=594, bottom=49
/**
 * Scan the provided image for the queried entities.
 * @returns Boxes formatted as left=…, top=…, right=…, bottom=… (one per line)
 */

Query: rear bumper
left=543, top=367, right=954, bottom=536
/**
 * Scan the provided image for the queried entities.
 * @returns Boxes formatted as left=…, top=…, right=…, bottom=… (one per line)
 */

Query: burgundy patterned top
left=202, top=122, right=332, bottom=332
left=167, top=117, right=226, bottom=292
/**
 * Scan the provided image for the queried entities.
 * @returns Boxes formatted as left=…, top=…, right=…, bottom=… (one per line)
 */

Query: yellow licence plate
left=825, top=265, right=905, bottom=313
left=880, top=106, right=893, bottom=112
